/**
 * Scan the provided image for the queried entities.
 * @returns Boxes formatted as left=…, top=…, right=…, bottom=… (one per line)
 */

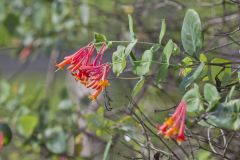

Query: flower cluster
left=56, top=42, right=110, bottom=100
left=156, top=99, right=187, bottom=143
left=0, top=132, right=3, bottom=150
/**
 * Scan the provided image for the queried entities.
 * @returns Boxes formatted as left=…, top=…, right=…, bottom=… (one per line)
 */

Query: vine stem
left=110, top=40, right=157, bottom=45
left=94, top=40, right=158, bottom=46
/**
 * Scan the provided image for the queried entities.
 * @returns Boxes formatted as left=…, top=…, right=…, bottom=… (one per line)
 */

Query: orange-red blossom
left=156, top=99, right=187, bottom=143
left=56, top=42, right=110, bottom=100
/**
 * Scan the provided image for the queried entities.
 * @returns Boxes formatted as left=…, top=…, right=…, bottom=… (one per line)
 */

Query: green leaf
left=128, top=14, right=135, bottom=40
left=206, top=100, right=240, bottom=130
left=210, top=58, right=231, bottom=85
left=0, top=123, right=12, bottom=146
left=204, top=83, right=220, bottom=111
left=181, top=9, right=203, bottom=58
left=179, top=62, right=205, bottom=91
left=97, top=106, right=104, bottom=117
left=225, top=86, right=235, bottom=103
left=156, top=39, right=174, bottom=82
left=0, top=25, right=11, bottom=46
left=94, top=32, right=107, bottom=43
left=18, top=115, right=39, bottom=138
left=181, top=57, right=193, bottom=76
left=125, top=39, right=137, bottom=57
left=159, top=19, right=166, bottom=44
left=45, top=126, right=67, bottom=154
left=0, top=80, right=10, bottom=104
left=132, top=77, right=145, bottom=97
left=183, top=84, right=204, bottom=115
left=102, top=139, right=112, bottom=160
left=112, top=45, right=126, bottom=76
left=133, top=49, right=153, bottom=75
left=79, top=3, right=89, bottom=25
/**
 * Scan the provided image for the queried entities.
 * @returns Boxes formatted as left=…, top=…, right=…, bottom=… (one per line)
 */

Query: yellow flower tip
left=165, top=117, right=174, bottom=126
left=99, top=80, right=110, bottom=87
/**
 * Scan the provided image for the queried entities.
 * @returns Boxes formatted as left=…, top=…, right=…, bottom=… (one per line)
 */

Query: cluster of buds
left=156, top=99, right=187, bottom=144
left=56, top=42, right=110, bottom=100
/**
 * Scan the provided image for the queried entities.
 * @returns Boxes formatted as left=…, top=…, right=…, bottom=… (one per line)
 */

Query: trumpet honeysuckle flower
left=56, top=42, right=110, bottom=101
left=0, top=132, right=3, bottom=150
left=157, top=99, right=187, bottom=144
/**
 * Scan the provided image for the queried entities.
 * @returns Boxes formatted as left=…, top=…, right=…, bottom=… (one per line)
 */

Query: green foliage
left=159, top=19, right=166, bottom=45
left=179, top=62, right=205, bottom=91
left=45, top=126, right=67, bottom=154
left=207, top=100, right=240, bottom=131
left=132, top=76, right=145, bottom=97
left=17, top=115, right=39, bottom=138
left=183, top=84, right=204, bottom=115
left=210, top=58, right=231, bottom=85
left=112, top=45, right=126, bottom=76
left=102, top=139, right=112, bottom=160
left=204, top=83, right=220, bottom=111
left=133, top=49, right=153, bottom=75
left=128, top=14, right=136, bottom=40
left=125, top=39, right=137, bottom=57
left=0, top=80, right=10, bottom=104
left=156, top=39, right=174, bottom=82
left=181, top=9, right=203, bottom=59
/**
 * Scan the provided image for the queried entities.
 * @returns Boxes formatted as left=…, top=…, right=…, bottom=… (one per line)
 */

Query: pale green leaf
left=181, top=9, right=203, bottom=58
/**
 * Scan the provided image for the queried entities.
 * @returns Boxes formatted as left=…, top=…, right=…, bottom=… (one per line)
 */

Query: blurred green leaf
left=58, top=99, right=73, bottom=110
left=0, top=25, right=11, bottom=45
left=0, top=80, right=10, bottom=104
left=0, top=123, right=12, bottom=146
left=159, top=19, right=166, bottom=44
left=183, top=84, right=204, bottom=115
left=207, top=100, right=240, bottom=130
left=112, top=45, right=126, bottom=76
left=18, top=115, right=39, bottom=138
left=103, top=139, right=112, bottom=160
left=156, top=39, right=174, bottom=82
left=204, top=83, right=220, bottom=111
left=179, top=62, right=205, bottom=91
left=4, top=13, right=19, bottom=34
left=132, top=76, right=145, bottom=97
left=133, top=49, right=153, bottom=75
left=45, top=126, right=67, bottom=154
left=181, top=9, right=203, bottom=58
left=225, top=86, right=235, bottom=103
left=97, top=106, right=104, bottom=117
left=79, top=3, right=90, bottom=25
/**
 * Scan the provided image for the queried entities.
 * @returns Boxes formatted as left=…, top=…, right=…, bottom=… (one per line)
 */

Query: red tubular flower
left=56, top=42, right=110, bottom=101
left=0, top=132, right=3, bottom=150
left=157, top=99, right=187, bottom=144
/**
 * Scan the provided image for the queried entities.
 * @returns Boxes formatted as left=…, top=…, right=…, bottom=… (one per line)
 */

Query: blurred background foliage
left=0, top=0, right=240, bottom=160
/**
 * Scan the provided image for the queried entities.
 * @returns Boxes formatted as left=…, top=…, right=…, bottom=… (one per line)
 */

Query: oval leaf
left=18, top=115, right=39, bottom=138
left=179, top=62, right=205, bottom=91
left=156, top=39, right=174, bottom=83
left=204, top=83, right=220, bottom=111
left=133, top=49, right=153, bottom=76
left=112, top=45, right=126, bottom=76
left=132, top=77, right=145, bottom=97
left=181, top=9, right=203, bottom=58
